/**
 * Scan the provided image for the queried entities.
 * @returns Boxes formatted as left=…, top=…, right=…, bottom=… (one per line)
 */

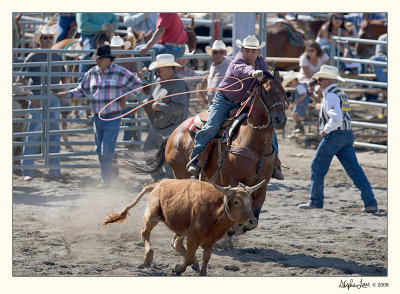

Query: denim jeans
left=22, top=99, right=61, bottom=177
left=55, top=15, right=76, bottom=43
left=371, top=56, right=387, bottom=83
left=191, top=92, right=280, bottom=161
left=309, top=130, right=377, bottom=208
left=78, top=34, right=96, bottom=83
left=134, top=44, right=185, bottom=67
left=191, top=92, right=241, bottom=161
left=121, top=108, right=139, bottom=142
left=93, top=113, right=121, bottom=183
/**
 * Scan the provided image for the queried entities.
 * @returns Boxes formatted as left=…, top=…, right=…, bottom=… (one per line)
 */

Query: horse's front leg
left=251, top=186, right=267, bottom=222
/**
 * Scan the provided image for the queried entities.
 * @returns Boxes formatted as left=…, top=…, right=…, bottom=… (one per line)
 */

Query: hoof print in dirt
left=224, top=265, right=240, bottom=272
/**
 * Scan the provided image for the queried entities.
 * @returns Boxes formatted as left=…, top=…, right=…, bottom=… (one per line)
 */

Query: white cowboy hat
left=13, top=83, right=31, bottom=96
left=205, top=40, right=233, bottom=56
left=34, top=25, right=56, bottom=46
left=235, top=35, right=266, bottom=50
left=312, top=65, right=345, bottom=82
left=149, top=54, right=182, bottom=70
left=281, top=70, right=299, bottom=87
left=110, top=35, right=132, bottom=50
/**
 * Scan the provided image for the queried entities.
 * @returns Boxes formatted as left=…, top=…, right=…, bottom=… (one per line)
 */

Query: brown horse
left=125, top=69, right=287, bottom=234
left=266, top=21, right=305, bottom=70
left=355, top=19, right=387, bottom=58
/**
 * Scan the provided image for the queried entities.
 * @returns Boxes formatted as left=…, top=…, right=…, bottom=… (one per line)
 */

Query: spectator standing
left=16, top=26, right=67, bottom=181
left=282, top=71, right=309, bottom=135
left=198, top=40, right=233, bottom=105
left=56, top=44, right=142, bottom=186
left=143, top=54, right=189, bottom=180
left=176, top=45, right=202, bottom=93
left=298, top=65, right=378, bottom=213
left=370, top=33, right=387, bottom=83
left=135, top=13, right=188, bottom=62
left=55, top=13, right=76, bottom=43
left=76, top=13, right=119, bottom=81
left=109, top=35, right=140, bottom=146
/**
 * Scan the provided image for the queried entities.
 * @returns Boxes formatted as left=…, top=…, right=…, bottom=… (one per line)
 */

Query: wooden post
left=232, top=13, right=256, bottom=56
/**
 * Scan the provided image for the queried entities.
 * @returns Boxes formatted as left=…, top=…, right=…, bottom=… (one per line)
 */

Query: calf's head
left=212, top=180, right=265, bottom=230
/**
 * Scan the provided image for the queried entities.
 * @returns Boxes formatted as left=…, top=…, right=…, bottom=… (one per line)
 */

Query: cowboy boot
left=272, top=165, right=284, bottom=180
left=272, top=155, right=284, bottom=180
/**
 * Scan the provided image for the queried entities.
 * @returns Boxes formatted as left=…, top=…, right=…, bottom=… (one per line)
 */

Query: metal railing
left=12, top=47, right=212, bottom=171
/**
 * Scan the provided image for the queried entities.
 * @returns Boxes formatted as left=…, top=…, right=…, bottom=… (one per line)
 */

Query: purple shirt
left=219, top=52, right=268, bottom=103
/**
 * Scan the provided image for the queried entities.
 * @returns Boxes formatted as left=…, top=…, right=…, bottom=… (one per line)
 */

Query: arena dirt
left=11, top=105, right=388, bottom=279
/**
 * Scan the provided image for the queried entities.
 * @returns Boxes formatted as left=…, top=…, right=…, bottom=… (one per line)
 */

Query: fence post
left=232, top=13, right=256, bottom=56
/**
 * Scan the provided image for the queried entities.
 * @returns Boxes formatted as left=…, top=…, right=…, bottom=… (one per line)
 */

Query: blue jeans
left=56, top=15, right=76, bottom=43
left=93, top=113, right=121, bottom=183
left=371, top=56, right=387, bottom=83
left=309, top=130, right=377, bottom=208
left=134, top=43, right=185, bottom=67
left=78, top=34, right=96, bottom=83
left=22, top=99, right=61, bottom=177
left=191, top=92, right=280, bottom=161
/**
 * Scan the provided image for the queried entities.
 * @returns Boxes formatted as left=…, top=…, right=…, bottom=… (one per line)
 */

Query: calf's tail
left=103, top=181, right=160, bottom=225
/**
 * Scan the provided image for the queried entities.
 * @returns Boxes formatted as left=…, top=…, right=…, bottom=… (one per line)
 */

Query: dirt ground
left=10, top=100, right=389, bottom=283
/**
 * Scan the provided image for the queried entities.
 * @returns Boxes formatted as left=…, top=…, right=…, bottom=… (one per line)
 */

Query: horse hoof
left=143, top=249, right=154, bottom=268
left=191, top=261, right=200, bottom=273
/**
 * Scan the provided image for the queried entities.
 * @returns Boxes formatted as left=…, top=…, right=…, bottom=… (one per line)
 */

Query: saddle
left=275, top=19, right=305, bottom=48
left=186, top=107, right=248, bottom=168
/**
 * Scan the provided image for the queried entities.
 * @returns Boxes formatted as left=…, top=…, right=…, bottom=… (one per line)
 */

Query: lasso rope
left=98, top=76, right=257, bottom=121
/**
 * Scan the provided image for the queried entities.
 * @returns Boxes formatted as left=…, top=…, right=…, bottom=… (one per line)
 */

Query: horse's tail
left=120, top=137, right=168, bottom=174
left=103, top=180, right=160, bottom=225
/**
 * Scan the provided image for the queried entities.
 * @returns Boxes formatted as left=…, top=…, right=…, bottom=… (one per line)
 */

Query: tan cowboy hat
left=312, top=65, right=345, bottom=82
left=205, top=40, right=233, bottom=56
left=235, top=35, right=266, bottom=50
left=149, top=54, right=182, bottom=70
left=110, top=35, right=132, bottom=50
left=12, top=83, right=31, bottom=96
left=281, top=70, right=299, bottom=87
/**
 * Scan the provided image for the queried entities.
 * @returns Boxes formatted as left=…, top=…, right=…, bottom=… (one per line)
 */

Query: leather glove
left=251, top=70, right=264, bottom=81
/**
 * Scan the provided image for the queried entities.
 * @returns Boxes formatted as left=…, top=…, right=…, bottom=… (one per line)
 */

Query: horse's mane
left=262, top=70, right=275, bottom=80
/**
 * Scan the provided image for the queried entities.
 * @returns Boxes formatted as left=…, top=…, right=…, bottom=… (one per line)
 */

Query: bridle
left=246, top=77, right=286, bottom=129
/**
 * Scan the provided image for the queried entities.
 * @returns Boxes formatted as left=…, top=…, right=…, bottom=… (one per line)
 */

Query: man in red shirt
left=135, top=13, right=188, bottom=61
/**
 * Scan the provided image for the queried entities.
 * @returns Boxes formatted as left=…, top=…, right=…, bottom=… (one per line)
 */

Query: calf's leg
left=200, top=244, right=213, bottom=276
left=141, top=206, right=160, bottom=268
left=174, top=235, right=199, bottom=274
left=171, top=234, right=200, bottom=272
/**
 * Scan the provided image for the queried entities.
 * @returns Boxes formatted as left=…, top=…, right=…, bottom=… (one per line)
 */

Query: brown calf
left=103, top=178, right=264, bottom=276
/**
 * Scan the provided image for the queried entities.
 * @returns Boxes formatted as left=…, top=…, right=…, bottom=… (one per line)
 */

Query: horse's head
left=258, top=69, right=287, bottom=130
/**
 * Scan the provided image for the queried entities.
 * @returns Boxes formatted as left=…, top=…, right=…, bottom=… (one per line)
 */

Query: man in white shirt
left=298, top=65, right=378, bottom=213
left=198, top=40, right=232, bottom=105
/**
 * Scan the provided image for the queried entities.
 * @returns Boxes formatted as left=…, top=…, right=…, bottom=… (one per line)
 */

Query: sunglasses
left=307, top=49, right=316, bottom=53
left=41, top=35, right=54, bottom=40
left=317, top=78, right=330, bottom=83
left=333, top=16, right=343, bottom=21
left=212, top=50, right=226, bottom=55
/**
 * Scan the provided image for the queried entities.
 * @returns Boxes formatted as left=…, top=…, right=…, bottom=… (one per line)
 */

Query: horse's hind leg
left=170, top=234, right=199, bottom=272
left=141, top=206, right=160, bottom=268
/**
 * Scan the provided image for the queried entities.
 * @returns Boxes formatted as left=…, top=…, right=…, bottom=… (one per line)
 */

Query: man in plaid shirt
left=57, top=44, right=142, bottom=186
